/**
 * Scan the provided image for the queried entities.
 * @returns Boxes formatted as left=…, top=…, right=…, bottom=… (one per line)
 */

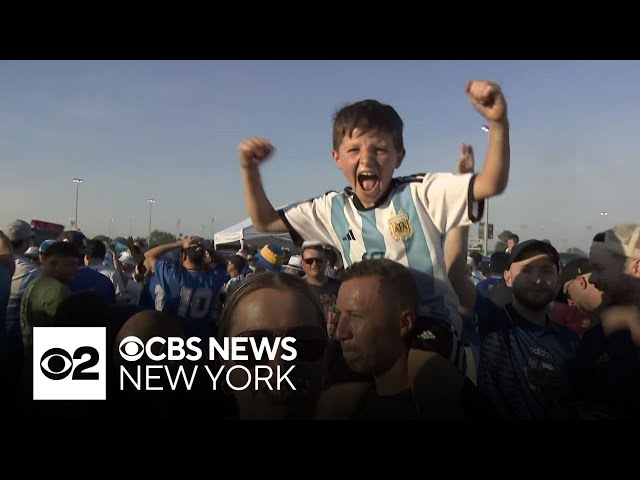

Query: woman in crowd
left=217, top=272, right=328, bottom=420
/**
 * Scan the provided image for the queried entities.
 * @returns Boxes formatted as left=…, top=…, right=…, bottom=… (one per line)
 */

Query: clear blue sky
left=1, top=60, right=637, bottom=252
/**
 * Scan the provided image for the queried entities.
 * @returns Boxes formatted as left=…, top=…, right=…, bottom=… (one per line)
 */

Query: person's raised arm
left=466, top=80, right=510, bottom=200
left=239, top=137, right=287, bottom=233
left=144, top=236, right=195, bottom=271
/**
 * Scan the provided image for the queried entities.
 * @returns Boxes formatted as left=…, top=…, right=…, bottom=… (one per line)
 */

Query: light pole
left=600, top=211, right=608, bottom=231
left=72, top=178, right=84, bottom=230
left=147, top=199, right=156, bottom=247
left=129, top=215, right=135, bottom=237
left=109, top=217, right=114, bottom=240
left=481, top=125, right=490, bottom=256
left=210, top=216, right=216, bottom=240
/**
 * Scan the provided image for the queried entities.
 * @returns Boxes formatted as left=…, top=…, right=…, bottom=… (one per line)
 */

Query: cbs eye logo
left=40, top=346, right=100, bottom=381
left=118, top=336, right=145, bottom=361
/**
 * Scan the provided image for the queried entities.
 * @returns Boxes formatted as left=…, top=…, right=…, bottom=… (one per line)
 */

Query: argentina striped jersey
left=279, top=172, right=483, bottom=338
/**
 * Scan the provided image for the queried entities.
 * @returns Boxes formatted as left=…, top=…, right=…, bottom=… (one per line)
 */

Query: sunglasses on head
left=235, top=325, right=327, bottom=367
left=303, top=257, right=325, bottom=265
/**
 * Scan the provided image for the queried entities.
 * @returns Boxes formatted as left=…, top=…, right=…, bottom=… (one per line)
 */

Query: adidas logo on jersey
left=342, top=229, right=356, bottom=241
left=417, top=330, right=436, bottom=340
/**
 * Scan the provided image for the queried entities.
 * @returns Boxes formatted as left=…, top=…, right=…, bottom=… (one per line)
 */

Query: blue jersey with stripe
left=475, top=296, right=580, bottom=419
left=280, top=172, right=483, bottom=340
left=150, top=260, right=228, bottom=342
left=138, top=274, right=160, bottom=309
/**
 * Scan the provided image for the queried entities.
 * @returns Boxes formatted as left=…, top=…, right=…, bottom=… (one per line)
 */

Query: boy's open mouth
left=357, top=172, right=379, bottom=192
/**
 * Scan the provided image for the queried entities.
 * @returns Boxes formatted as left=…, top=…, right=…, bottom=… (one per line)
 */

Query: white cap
left=284, top=255, right=304, bottom=272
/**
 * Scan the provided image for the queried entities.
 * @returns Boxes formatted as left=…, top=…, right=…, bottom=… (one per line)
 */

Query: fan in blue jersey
left=472, top=240, right=580, bottom=419
left=237, top=80, right=511, bottom=373
left=144, top=236, right=229, bottom=348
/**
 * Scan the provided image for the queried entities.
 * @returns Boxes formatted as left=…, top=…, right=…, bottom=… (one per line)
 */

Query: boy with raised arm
left=238, top=80, right=510, bottom=371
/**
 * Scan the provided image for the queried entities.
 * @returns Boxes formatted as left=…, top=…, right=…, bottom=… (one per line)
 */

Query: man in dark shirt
left=301, top=242, right=341, bottom=337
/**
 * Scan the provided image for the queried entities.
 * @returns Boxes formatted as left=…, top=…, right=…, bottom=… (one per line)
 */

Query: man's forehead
left=511, top=253, right=555, bottom=268
left=339, top=276, right=382, bottom=301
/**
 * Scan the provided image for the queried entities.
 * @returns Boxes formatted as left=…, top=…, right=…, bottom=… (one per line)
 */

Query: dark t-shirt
left=357, top=378, right=499, bottom=420
left=306, top=277, right=341, bottom=309
left=573, top=323, right=640, bottom=419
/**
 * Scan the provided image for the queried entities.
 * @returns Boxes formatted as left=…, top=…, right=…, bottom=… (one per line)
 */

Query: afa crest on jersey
left=388, top=211, right=413, bottom=241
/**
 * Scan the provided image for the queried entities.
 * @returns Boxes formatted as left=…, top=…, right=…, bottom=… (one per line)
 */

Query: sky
left=0, top=60, right=637, bottom=252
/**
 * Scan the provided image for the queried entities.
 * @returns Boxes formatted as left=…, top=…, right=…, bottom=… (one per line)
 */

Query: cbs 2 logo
left=40, top=346, right=100, bottom=381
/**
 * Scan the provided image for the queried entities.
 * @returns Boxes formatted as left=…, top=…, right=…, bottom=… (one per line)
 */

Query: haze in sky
left=1, top=60, right=637, bottom=252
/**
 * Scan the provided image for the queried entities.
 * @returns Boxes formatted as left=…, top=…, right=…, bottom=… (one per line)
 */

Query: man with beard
left=144, top=236, right=228, bottom=348
left=473, top=240, right=580, bottom=419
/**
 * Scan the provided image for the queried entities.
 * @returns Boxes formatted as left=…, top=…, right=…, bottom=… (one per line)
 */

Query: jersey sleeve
left=153, top=260, right=178, bottom=310
left=417, top=173, right=484, bottom=234
left=154, top=259, right=177, bottom=288
left=278, top=193, right=340, bottom=246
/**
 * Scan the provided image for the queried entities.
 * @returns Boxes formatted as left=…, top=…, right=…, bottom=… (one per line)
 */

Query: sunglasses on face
left=303, top=257, right=325, bottom=265
left=234, top=325, right=328, bottom=367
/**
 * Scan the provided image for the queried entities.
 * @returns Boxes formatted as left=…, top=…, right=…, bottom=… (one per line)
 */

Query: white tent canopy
left=213, top=203, right=300, bottom=250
